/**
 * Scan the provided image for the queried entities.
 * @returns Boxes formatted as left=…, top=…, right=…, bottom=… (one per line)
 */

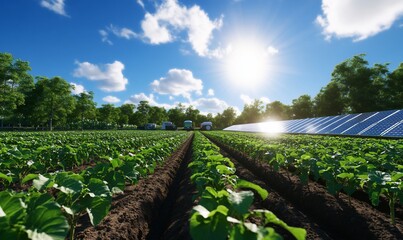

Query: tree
left=264, top=101, right=291, bottom=120
left=118, top=103, right=135, bottom=127
left=331, top=54, right=386, bottom=113
left=131, top=101, right=151, bottom=127
left=185, top=105, right=200, bottom=125
left=291, top=95, right=314, bottom=119
left=72, top=91, right=97, bottom=130
left=167, top=103, right=186, bottom=127
left=214, top=107, right=237, bottom=129
left=0, top=53, right=33, bottom=127
left=386, top=63, right=403, bottom=109
left=97, top=104, right=120, bottom=127
left=31, top=76, right=75, bottom=130
left=149, top=106, right=167, bottom=124
left=314, top=82, right=345, bottom=116
left=236, top=99, right=264, bottom=124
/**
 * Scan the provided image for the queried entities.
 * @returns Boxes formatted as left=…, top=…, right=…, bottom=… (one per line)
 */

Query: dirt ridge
left=76, top=134, right=193, bottom=240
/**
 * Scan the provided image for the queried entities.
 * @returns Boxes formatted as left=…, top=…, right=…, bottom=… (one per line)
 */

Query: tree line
left=0, top=52, right=402, bottom=130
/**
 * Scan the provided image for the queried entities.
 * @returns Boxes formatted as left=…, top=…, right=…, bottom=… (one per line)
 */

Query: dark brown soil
left=75, top=134, right=194, bottom=240
left=223, top=151, right=333, bottom=239
left=206, top=134, right=403, bottom=240
left=73, top=132, right=403, bottom=240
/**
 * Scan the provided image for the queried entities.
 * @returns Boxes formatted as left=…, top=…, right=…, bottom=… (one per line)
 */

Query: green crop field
left=1, top=130, right=402, bottom=239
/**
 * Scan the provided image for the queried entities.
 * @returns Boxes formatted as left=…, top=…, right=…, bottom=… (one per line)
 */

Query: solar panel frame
left=223, top=109, right=403, bottom=138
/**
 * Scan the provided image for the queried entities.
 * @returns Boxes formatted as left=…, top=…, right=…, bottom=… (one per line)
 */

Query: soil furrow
left=205, top=134, right=403, bottom=240
left=147, top=137, right=195, bottom=240
left=75, top=134, right=193, bottom=240
left=220, top=148, right=333, bottom=240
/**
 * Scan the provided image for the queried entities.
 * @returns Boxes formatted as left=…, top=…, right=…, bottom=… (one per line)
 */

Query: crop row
left=0, top=131, right=191, bottom=240
left=0, top=130, right=186, bottom=187
left=203, top=131, right=403, bottom=224
left=189, top=132, right=306, bottom=239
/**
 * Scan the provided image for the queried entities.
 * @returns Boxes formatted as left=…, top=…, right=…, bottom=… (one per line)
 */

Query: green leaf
left=235, top=179, right=268, bottom=200
left=54, top=173, right=83, bottom=195
left=256, top=227, right=283, bottom=240
left=337, top=172, right=354, bottom=179
left=110, top=158, right=122, bottom=169
left=0, top=173, right=12, bottom=184
left=86, top=196, right=111, bottom=226
left=0, top=191, right=25, bottom=224
left=25, top=202, right=69, bottom=240
left=87, top=178, right=111, bottom=197
left=22, top=173, right=39, bottom=184
left=256, top=210, right=306, bottom=240
left=216, top=165, right=235, bottom=175
left=190, top=205, right=229, bottom=240
left=33, top=174, right=52, bottom=191
left=229, top=222, right=257, bottom=239
left=193, top=205, right=210, bottom=218
left=104, top=171, right=125, bottom=192
left=228, top=190, right=254, bottom=216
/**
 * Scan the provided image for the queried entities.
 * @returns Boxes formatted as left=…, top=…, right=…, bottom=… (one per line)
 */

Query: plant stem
left=389, top=198, right=395, bottom=225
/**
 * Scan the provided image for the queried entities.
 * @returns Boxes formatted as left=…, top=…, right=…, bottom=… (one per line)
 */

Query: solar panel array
left=224, top=109, right=403, bottom=138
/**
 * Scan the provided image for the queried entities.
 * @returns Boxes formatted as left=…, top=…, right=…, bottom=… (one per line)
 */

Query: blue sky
left=1, top=0, right=403, bottom=115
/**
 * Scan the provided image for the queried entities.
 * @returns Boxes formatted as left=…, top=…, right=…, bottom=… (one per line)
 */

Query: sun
left=224, top=39, right=270, bottom=89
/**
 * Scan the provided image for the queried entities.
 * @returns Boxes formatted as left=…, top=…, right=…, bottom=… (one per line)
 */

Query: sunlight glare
left=258, top=121, right=284, bottom=136
left=224, top=39, right=269, bottom=89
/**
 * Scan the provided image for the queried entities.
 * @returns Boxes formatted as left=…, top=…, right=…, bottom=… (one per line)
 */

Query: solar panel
left=340, top=112, right=376, bottom=134
left=306, top=116, right=333, bottom=133
left=293, top=118, right=323, bottom=133
left=383, top=120, right=403, bottom=137
left=360, top=110, right=403, bottom=136
left=342, top=110, right=396, bottom=135
left=328, top=113, right=361, bottom=134
left=223, top=109, right=403, bottom=138
left=287, top=118, right=312, bottom=133
left=283, top=119, right=299, bottom=132
left=316, top=115, right=352, bottom=134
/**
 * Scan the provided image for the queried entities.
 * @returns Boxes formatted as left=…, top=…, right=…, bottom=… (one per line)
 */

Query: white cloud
left=99, top=30, right=113, bottom=45
left=125, top=93, right=174, bottom=109
left=103, top=96, right=121, bottom=103
left=316, top=0, right=403, bottom=41
left=260, top=97, right=271, bottom=105
left=151, top=68, right=203, bottom=100
left=70, top=83, right=85, bottom=95
left=207, top=88, right=214, bottom=96
left=141, top=13, right=173, bottom=44
left=140, top=0, right=224, bottom=57
left=73, top=60, right=128, bottom=92
left=240, top=94, right=253, bottom=105
left=41, top=0, right=68, bottom=16
left=126, top=93, right=157, bottom=105
left=267, top=46, right=279, bottom=55
left=108, top=25, right=138, bottom=39
left=240, top=94, right=271, bottom=105
left=191, top=97, right=229, bottom=114
left=99, top=25, right=138, bottom=45
left=137, top=0, right=145, bottom=9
